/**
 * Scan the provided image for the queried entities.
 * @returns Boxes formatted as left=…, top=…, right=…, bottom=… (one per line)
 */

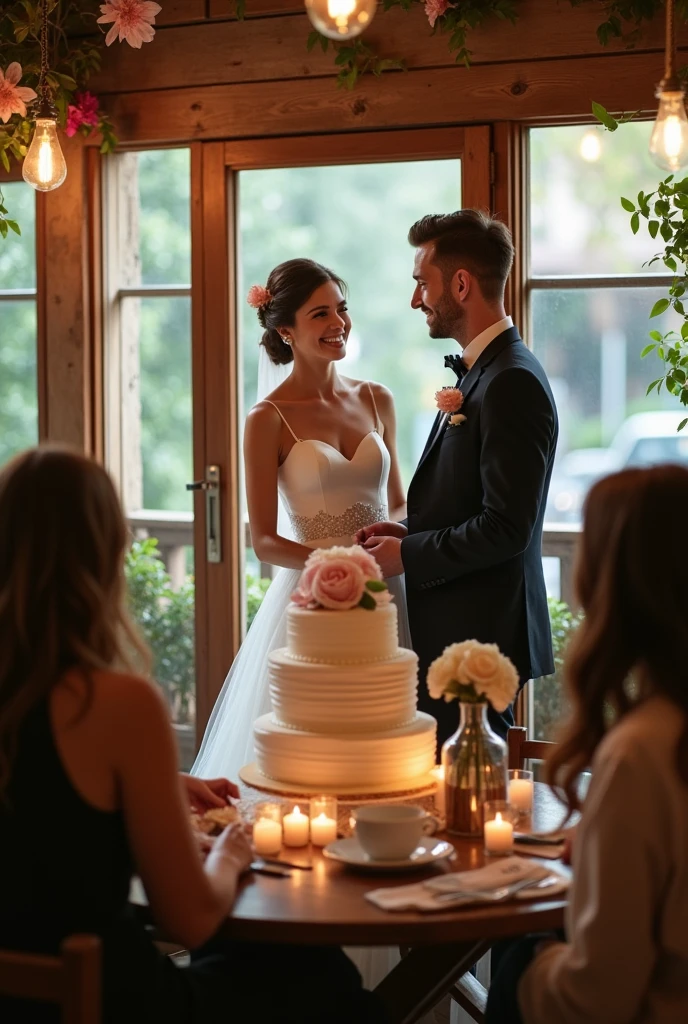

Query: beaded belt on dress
left=288, top=502, right=388, bottom=543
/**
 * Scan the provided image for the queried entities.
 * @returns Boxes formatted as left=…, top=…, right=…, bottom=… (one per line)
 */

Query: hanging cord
left=36, top=0, right=55, bottom=118
left=664, top=0, right=678, bottom=87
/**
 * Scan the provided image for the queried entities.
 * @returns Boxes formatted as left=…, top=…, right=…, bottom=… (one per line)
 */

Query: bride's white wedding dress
left=192, top=383, right=411, bottom=783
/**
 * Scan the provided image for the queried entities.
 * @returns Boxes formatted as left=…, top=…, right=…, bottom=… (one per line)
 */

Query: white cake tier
left=286, top=603, right=398, bottom=663
left=268, top=648, right=419, bottom=733
left=253, top=712, right=437, bottom=790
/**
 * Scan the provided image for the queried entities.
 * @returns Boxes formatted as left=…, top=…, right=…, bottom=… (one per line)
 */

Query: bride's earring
left=281, top=335, right=291, bottom=346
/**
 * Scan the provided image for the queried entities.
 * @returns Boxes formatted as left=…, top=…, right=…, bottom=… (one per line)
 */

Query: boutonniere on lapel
left=435, top=386, right=466, bottom=426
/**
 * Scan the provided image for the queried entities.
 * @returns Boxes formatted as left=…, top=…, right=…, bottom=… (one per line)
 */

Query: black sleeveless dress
left=0, top=700, right=187, bottom=1023
left=0, top=699, right=386, bottom=1024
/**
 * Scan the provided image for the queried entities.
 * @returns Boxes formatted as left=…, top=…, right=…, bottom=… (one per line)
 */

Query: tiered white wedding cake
left=250, top=547, right=436, bottom=793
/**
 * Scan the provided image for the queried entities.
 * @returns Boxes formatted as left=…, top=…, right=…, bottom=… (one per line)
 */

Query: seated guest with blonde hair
left=486, top=464, right=688, bottom=1024
left=0, top=445, right=384, bottom=1024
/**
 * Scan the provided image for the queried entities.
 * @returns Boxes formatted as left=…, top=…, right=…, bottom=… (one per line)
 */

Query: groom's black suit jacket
left=401, top=326, right=558, bottom=749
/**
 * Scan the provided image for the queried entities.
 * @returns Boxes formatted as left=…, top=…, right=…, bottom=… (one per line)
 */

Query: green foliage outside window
left=532, top=597, right=584, bottom=740
left=124, top=538, right=195, bottom=725
left=124, top=537, right=271, bottom=724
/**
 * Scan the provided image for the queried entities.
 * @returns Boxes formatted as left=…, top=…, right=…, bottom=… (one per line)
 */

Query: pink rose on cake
left=291, top=544, right=390, bottom=611
left=311, top=558, right=365, bottom=610
left=427, top=639, right=518, bottom=712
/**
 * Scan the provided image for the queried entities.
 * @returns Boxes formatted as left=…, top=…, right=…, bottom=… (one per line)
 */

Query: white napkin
left=365, top=856, right=568, bottom=913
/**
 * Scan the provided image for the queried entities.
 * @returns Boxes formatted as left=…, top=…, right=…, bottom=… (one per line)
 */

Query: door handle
left=186, top=465, right=221, bottom=563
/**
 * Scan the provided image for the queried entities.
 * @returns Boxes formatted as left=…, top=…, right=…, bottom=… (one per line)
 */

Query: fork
left=433, top=874, right=558, bottom=904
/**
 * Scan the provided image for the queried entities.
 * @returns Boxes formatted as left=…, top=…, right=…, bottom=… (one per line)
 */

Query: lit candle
left=484, top=812, right=514, bottom=855
left=310, top=812, right=337, bottom=847
left=431, top=765, right=445, bottom=816
left=283, top=805, right=309, bottom=847
left=253, top=817, right=283, bottom=856
left=509, top=778, right=534, bottom=814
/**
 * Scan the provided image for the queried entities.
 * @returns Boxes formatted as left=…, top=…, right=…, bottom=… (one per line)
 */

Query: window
left=530, top=122, right=681, bottom=529
left=0, top=182, right=38, bottom=467
left=104, top=149, right=195, bottom=765
left=528, top=122, right=680, bottom=739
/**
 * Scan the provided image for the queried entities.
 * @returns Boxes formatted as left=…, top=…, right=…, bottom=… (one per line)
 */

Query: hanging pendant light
left=649, top=0, right=688, bottom=173
left=305, top=0, right=377, bottom=41
left=22, top=0, right=67, bottom=192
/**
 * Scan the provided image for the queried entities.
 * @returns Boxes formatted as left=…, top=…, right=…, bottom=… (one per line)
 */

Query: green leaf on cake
left=365, top=580, right=387, bottom=592
left=359, top=591, right=377, bottom=610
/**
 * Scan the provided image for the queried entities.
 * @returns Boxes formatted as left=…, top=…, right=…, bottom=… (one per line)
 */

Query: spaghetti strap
left=366, top=382, right=382, bottom=433
left=263, top=400, right=302, bottom=443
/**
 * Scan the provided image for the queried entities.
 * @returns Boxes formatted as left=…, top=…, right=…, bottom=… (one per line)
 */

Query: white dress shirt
left=461, top=315, right=513, bottom=370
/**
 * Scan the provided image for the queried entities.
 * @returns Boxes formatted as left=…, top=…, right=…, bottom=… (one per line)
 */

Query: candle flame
left=495, top=812, right=503, bottom=823
left=315, top=812, right=328, bottom=822
left=470, top=795, right=477, bottom=812
left=294, top=805, right=300, bottom=814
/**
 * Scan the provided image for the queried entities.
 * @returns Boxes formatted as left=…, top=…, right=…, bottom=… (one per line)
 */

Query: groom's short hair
left=408, top=210, right=514, bottom=302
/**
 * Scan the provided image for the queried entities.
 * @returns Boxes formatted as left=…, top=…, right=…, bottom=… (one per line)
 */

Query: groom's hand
left=355, top=521, right=407, bottom=544
left=362, top=535, right=404, bottom=578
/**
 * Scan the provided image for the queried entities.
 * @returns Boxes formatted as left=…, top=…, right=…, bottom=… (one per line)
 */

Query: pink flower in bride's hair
left=310, top=559, right=365, bottom=610
left=247, top=284, right=272, bottom=309
left=0, top=64, right=37, bottom=123
left=424, top=0, right=449, bottom=28
left=65, top=92, right=100, bottom=137
left=435, top=387, right=464, bottom=414
left=98, top=0, right=161, bottom=48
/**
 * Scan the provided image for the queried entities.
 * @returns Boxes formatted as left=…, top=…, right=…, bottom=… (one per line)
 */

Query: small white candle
left=509, top=778, right=534, bottom=814
left=431, top=765, right=445, bottom=816
left=310, top=812, right=337, bottom=847
left=484, top=812, right=514, bottom=855
left=253, top=817, right=283, bottom=856
left=283, top=805, right=309, bottom=847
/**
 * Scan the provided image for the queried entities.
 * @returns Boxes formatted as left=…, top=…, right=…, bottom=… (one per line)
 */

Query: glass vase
left=442, top=702, right=508, bottom=837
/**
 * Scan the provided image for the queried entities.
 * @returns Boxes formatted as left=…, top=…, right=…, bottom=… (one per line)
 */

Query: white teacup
left=353, top=804, right=431, bottom=861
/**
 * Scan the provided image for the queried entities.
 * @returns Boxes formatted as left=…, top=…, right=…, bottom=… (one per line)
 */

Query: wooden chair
left=507, top=725, right=556, bottom=770
left=0, top=934, right=101, bottom=1024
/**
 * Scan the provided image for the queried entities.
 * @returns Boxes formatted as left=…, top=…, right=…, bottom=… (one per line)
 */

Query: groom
left=357, top=210, right=558, bottom=750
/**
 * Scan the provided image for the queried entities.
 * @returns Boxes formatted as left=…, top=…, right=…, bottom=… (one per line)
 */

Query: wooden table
left=135, top=783, right=571, bottom=1024
left=226, top=784, right=570, bottom=1022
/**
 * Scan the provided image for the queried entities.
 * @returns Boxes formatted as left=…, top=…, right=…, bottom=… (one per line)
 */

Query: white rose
left=462, top=644, right=518, bottom=712
left=426, top=649, right=456, bottom=700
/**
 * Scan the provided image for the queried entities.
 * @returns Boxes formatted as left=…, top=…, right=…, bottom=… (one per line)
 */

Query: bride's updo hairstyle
left=252, top=258, right=347, bottom=366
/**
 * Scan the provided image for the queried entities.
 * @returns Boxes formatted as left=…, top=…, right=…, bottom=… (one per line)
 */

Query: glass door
left=230, top=128, right=490, bottom=629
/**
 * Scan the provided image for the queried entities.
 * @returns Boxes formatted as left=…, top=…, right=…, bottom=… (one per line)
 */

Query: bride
left=192, top=257, right=409, bottom=783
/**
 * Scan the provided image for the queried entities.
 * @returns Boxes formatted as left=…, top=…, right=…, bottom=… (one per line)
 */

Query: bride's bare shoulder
left=343, top=377, right=395, bottom=409
left=245, top=399, right=283, bottom=436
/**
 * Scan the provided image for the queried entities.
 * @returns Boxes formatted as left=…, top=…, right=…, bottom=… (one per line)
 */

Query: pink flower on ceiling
left=97, top=0, right=162, bottom=48
left=0, top=63, right=37, bottom=124
left=66, top=92, right=101, bottom=137
left=424, top=0, right=449, bottom=28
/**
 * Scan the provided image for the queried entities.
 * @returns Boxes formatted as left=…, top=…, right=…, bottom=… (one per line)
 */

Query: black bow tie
left=444, top=353, right=467, bottom=380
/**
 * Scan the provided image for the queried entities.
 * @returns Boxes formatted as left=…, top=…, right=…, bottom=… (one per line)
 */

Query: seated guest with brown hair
left=486, top=464, right=688, bottom=1024
left=0, top=445, right=384, bottom=1024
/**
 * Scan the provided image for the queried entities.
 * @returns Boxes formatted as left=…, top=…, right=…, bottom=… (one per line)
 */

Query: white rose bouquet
left=427, top=640, right=519, bottom=713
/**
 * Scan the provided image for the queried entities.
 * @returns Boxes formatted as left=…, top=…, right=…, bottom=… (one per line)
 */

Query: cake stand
left=239, top=762, right=440, bottom=836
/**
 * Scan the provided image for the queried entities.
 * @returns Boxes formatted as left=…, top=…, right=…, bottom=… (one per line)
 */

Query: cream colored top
left=519, top=696, right=688, bottom=1024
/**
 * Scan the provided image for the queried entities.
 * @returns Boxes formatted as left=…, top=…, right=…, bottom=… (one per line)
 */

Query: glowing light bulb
left=22, top=118, right=67, bottom=192
left=579, top=130, right=602, bottom=163
left=305, top=0, right=377, bottom=40
left=649, top=90, right=688, bottom=173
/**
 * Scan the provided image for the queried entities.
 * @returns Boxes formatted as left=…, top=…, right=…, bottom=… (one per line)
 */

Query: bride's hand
left=355, top=521, right=407, bottom=544
left=181, top=773, right=240, bottom=811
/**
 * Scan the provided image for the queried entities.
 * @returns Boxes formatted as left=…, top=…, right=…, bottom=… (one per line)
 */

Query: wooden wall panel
left=93, top=0, right=681, bottom=94
left=105, top=49, right=672, bottom=145
left=36, top=136, right=96, bottom=452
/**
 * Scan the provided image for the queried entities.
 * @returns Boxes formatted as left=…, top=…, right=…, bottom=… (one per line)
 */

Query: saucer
left=323, top=836, right=455, bottom=872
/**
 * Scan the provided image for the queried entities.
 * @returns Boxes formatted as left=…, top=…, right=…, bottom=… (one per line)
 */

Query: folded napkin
left=365, top=856, right=568, bottom=913
left=514, top=831, right=568, bottom=860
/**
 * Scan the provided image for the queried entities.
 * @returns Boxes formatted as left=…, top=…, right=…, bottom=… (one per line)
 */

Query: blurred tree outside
left=0, top=181, right=37, bottom=468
